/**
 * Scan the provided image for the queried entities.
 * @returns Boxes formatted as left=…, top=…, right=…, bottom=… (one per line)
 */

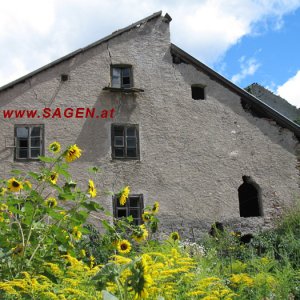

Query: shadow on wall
left=75, top=91, right=138, bottom=162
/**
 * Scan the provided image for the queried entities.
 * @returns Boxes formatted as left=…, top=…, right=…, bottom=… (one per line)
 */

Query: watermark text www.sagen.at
left=1, top=107, right=115, bottom=119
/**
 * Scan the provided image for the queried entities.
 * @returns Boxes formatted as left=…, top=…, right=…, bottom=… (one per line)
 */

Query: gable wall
left=0, top=16, right=298, bottom=238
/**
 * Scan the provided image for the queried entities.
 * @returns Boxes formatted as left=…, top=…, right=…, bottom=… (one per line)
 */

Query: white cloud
left=231, top=57, right=261, bottom=84
left=277, top=70, right=300, bottom=107
left=0, top=0, right=300, bottom=87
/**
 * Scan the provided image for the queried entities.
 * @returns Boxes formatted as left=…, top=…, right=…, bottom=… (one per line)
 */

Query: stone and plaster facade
left=0, top=12, right=299, bottom=239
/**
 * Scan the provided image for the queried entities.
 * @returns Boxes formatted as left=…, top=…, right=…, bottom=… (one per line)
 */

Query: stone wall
left=0, top=15, right=299, bottom=239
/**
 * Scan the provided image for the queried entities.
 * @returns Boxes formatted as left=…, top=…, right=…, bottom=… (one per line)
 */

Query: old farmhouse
left=0, top=11, right=299, bottom=238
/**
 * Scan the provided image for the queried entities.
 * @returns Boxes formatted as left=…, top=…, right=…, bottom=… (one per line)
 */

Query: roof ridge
left=0, top=11, right=162, bottom=92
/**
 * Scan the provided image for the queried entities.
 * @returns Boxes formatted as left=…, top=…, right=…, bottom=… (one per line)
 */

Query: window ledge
left=103, top=87, right=144, bottom=93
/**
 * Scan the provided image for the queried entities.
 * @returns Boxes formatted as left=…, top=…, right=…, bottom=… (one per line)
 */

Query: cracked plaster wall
left=0, top=16, right=299, bottom=239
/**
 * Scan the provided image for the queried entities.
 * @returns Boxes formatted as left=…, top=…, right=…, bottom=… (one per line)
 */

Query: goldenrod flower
left=90, top=255, right=95, bottom=268
left=49, top=141, right=61, bottom=153
left=24, top=180, right=32, bottom=189
left=88, top=179, right=97, bottom=198
left=132, top=224, right=149, bottom=243
left=152, top=201, right=159, bottom=214
left=142, top=211, right=152, bottom=222
left=170, top=232, right=180, bottom=241
left=80, top=249, right=86, bottom=257
left=119, top=186, right=130, bottom=206
left=230, top=273, right=254, bottom=287
left=44, top=197, right=57, bottom=208
left=72, top=226, right=82, bottom=240
left=0, top=187, right=7, bottom=196
left=64, top=144, right=82, bottom=163
left=117, top=240, right=131, bottom=254
left=49, top=172, right=59, bottom=184
left=7, top=178, right=23, bottom=192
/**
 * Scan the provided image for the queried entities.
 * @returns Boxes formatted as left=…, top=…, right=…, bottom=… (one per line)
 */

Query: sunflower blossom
left=0, top=187, right=7, bottom=196
left=142, top=211, right=152, bottom=222
left=88, top=180, right=97, bottom=198
left=49, top=141, right=61, bottom=153
left=119, top=186, right=130, bottom=206
left=64, top=144, right=82, bottom=163
left=128, top=257, right=153, bottom=299
left=7, top=178, right=23, bottom=192
left=49, top=172, right=59, bottom=184
left=152, top=201, right=159, bottom=214
left=44, top=197, right=57, bottom=208
left=117, top=240, right=131, bottom=254
left=170, top=232, right=180, bottom=241
left=132, top=224, right=149, bottom=243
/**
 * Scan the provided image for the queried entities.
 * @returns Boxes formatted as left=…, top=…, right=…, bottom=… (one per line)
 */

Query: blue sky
left=1, top=0, right=300, bottom=107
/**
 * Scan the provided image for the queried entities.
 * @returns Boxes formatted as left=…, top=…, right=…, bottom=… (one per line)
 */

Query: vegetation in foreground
left=0, top=142, right=299, bottom=299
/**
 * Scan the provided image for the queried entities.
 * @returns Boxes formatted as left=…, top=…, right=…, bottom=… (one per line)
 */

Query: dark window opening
left=111, top=65, right=132, bottom=88
left=111, top=124, right=139, bottom=160
left=113, top=194, right=144, bottom=225
left=238, top=175, right=263, bottom=217
left=15, top=125, right=44, bottom=160
left=191, top=85, right=205, bottom=100
left=61, top=74, right=69, bottom=82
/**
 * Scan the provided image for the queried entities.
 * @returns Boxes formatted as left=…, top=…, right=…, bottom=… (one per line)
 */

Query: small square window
left=111, top=124, right=139, bottom=160
left=111, top=65, right=133, bottom=88
left=113, top=194, right=144, bottom=225
left=15, top=125, right=44, bottom=160
left=191, top=85, right=205, bottom=100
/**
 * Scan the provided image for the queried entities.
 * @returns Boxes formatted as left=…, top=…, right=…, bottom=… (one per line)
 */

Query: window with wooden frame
left=111, top=124, right=139, bottom=160
left=111, top=65, right=133, bottom=89
left=113, top=194, right=144, bottom=225
left=15, top=125, right=44, bottom=160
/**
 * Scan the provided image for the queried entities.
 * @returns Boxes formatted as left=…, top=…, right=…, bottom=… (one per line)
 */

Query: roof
left=170, top=44, right=300, bottom=138
left=0, top=11, right=299, bottom=139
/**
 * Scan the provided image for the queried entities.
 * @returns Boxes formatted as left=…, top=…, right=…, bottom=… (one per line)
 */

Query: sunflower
left=119, top=186, right=130, bottom=206
left=0, top=187, right=7, bottom=196
left=117, top=240, right=131, bottom=254
left=7, top=178, right=23, bottom=192
left=0, top=203, right=8, bottom=211
left=152, top=201, right=159, bottom=214
left=170, top=231, right=180, bottom=241
left=142, top=212, right=152, bottom=222
left=72, top=226, right=82, bottom=240
left=132, top=224, right=149, bottom=243
left=44, top=197, right=57, bottom=208
left=49, top=172, right=59, bottom=184
left=64, top=144, right=82, bottom=163
left=88, top=179, right=97, bottom=198
left=24, top=180, right=32, bottom=189
left=49, top=141, right=61, bottom=153
left=128, top=257, right=153, bottom=299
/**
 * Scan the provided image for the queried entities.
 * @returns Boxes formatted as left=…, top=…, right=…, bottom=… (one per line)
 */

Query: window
left=191, top=85, right=205, bottom=100
left=15, top=125, right=44, bottom=160
left=238, top=176, right=263, bottom=217
left=111, top=65, right=132, bottom=88
left=111, top=124, right=139, bottom=159
left=113, top=194, right=144, bottom=225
